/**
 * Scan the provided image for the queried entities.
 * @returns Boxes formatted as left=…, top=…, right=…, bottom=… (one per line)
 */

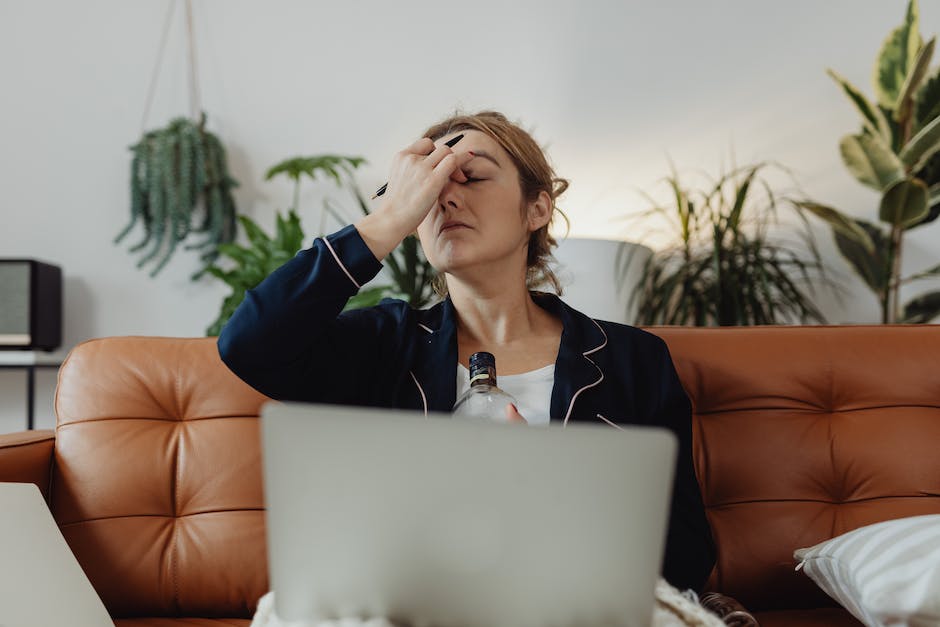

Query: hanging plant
left=115, top=112, right=238, bottom=279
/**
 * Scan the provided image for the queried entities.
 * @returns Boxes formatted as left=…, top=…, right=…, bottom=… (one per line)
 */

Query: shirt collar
left=413, top=293, right=607, bottom=421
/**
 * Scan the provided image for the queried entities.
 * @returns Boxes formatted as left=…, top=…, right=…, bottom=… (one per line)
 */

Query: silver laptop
left=0, top=482, right=114, bottom=627
left=261, top=402, right=677, bottom=627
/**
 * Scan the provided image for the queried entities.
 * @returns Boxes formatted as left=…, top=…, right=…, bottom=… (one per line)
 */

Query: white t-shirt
left=456, top=363, right=555, bottom=426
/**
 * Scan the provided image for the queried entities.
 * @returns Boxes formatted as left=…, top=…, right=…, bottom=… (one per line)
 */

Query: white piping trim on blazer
left=563, top=318, right=608, bottom=428
left=410, top=371, right=428, bottom=416
left=596, top=414, right=624, bottom=431
left=322, top=236, right=361, bottom=289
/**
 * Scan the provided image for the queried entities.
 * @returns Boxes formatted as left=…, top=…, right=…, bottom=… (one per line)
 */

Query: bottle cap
left=469, top=351, right=495, bottom=369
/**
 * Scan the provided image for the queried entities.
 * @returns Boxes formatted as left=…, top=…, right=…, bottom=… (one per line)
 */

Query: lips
left=439, top=221, right=470, bottom=234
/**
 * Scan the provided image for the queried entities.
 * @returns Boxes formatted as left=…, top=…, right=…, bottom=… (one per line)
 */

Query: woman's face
left=416, top=129, right=543, bottom=279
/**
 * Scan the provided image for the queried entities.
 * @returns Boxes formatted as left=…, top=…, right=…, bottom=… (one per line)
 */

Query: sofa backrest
left=53, top=336, right=269, bottom=618
left=52, top=327, right=940, bottom=616
left=654, top=325, right=940, bottom=610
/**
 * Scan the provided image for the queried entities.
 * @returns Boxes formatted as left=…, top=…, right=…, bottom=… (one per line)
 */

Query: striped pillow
left=794, top=514, right=940, bottom=627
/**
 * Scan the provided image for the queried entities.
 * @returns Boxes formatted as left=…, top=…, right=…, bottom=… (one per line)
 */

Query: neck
left=447, top=266, right=541, bottom=347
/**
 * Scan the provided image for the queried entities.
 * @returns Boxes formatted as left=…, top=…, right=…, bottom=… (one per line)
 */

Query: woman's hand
left=505, top=403, right=528, bottom=425
left=356, top=137, right=474, bottom=261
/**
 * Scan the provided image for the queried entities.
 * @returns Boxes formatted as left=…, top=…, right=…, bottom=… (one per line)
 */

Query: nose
left=437, top=179, right=462, bottom=212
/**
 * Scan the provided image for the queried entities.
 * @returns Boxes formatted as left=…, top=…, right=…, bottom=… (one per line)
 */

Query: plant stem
left=886, top=87, right=915, bottom=324
left=292, top=180, right=300, bottom=213
left=887, top=225, right=904, bottom=323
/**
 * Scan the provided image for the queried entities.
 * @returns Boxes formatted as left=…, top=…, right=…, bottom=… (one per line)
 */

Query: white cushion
left=794, top=514, right=940, bottom=627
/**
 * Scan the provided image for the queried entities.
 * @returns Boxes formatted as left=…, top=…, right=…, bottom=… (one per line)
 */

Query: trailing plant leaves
left=116, top=113, right=239, bottom=278
left=794, top=202, right=876, bottom=252
left=839, top=133, right=905, bottom=190
left=878, top=177, right=929, bottom=227
left=833, top=219, right=890, bottom=293
left=827, top=69, right=893, bottom=142
left=901, top=290, right=940, bottom=322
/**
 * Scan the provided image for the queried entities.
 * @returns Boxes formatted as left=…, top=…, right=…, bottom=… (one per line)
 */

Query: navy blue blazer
left=218, top=224, right=716, bottom=591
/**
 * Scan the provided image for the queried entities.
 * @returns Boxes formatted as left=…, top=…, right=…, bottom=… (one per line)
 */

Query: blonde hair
left=421, top=110, right=569, bottom=296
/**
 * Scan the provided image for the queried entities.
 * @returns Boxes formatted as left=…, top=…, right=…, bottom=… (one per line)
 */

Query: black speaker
left=0, top=259, right=62, bottom=351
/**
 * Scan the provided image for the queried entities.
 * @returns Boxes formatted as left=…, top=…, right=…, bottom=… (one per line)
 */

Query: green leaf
left=343, top=285, right=394, bottom=311
left=833, top=219, right=890, bottom=293
left=914, top=66, right=940, bottom=135
left=873, top=0, right=922, bottom=109
left=839, top=133, right=905, bottom=190
left=901, top=290, right=940, bottom=323
left=899, top=115, right=940, bottom=172
left=903, top=261, right=940, bottom=283
left=794, top=201, right=876, bottom=253
left=894, top=37, right=935, bottom=122
left=827, top=69, right=892, bottom=142
left=264, top=155, right=367, bottom=186
left=217, top=242, right=261, bottom=266
left=879, top=177, right=929, bottom=227
left=904, top=202, right=940, bottom=230
left=237, top=215, right=273, bottom=253
left=272, top=210, right=305, bottom=254
left=206, top=290, right=247, bottom=336
left=727, top=167, right=758, bottom=233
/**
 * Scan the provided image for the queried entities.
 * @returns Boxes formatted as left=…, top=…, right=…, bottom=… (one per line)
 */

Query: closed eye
left=463, top=176, right=485, bottom=184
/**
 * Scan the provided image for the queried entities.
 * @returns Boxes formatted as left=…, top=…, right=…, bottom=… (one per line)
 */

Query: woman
left=218, top=110, right=716, bottom=591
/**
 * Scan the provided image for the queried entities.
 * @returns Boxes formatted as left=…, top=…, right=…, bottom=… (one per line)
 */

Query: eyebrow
left=467, top=150, right=501, bottom=169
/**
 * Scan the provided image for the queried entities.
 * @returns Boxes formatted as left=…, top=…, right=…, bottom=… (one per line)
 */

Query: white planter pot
left=552, top=238, right=652, bottom=325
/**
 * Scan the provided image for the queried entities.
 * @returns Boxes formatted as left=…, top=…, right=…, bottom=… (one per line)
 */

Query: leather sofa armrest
left=700, top=592, right=760, bottom=627
left=0, top=430, right=55, bottom=502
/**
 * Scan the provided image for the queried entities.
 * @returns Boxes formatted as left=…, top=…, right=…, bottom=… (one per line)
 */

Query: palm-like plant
left=204, top=154, right=437, bottom=335
left=799, top=0, right=940, bottom=323
left=630, top=163, right=827, bottom=326
left=325, top=187, right=437, bottom=311
left=204, top=210, right=304, bottom=336
left=267, top=154, right=435, bottom=310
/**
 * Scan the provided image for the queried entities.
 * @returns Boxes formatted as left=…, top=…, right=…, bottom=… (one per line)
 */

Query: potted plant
left=115, top=113, right=239, bottom=279
left=798, top=0, right=940, bottom=322
left=204, top=154, right=436, bottom=336
left=628, top=163, right=828, bottom=326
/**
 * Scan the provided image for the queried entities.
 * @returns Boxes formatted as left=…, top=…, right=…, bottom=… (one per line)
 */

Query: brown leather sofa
left=2, top=326, right=939, bottom=626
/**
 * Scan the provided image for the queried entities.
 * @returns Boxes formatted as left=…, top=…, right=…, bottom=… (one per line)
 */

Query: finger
left=450, top=165, right=468, bottom=183
left=445, top=151, right=475, bottom=183
left=402, top=137, right=436, bottom=156
left=505, top=403, right=528, bottom=424
left=423, top=141, right=457, bottom=170
left=450, top=152, right=473, bottom=183
left=430, top=152, right=461, bottom=185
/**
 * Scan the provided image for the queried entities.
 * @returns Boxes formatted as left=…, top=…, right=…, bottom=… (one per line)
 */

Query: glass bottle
left=452, top=351, right=518, bottom=422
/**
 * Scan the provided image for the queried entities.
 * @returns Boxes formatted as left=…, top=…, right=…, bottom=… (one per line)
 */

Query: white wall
left=1, top=0, right=938, bottom=432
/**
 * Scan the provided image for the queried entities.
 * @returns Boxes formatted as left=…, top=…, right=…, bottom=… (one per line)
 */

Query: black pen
left=371, top=134, right=465, bottom=199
